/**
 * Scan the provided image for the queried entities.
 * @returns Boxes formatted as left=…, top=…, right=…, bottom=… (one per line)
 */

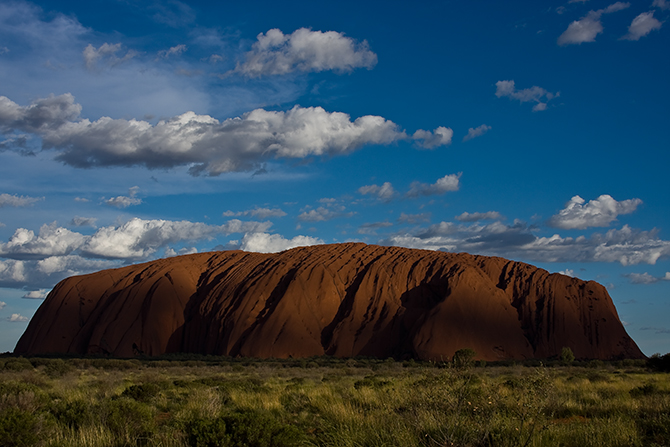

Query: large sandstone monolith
left=15, top=243, right=644, bottom=360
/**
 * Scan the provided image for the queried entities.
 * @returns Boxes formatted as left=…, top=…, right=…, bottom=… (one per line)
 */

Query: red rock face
left=15, top=243, right=644, bottom=360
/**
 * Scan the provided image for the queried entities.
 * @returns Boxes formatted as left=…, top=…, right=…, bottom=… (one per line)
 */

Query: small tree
left=452, top=348, right=476, bottom=369
left=560, top=346, right=575, bottom=365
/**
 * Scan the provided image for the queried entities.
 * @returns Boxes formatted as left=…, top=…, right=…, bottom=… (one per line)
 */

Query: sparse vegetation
left=0, top=353, right=668, bottom=446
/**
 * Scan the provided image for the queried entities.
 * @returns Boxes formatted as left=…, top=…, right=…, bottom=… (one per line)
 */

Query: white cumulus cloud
left=383, top=218, right=670, bottom=266
left=22, top=289, right=49, bottom=299
left=0, top=223, right=86, bottom=260
left=524, top=225, right=670, bottom=266
left=621, top=11, right=663, bottom=41
left=0, top=217, right=271, bottom=262
left=105, top=186, right=142, bottom=208
left=8, top=313, right=28, bottom=322
left=558, top=2, right=630, bottom=45
left=81, top=218, right=271, bottom=259
left=653, top=0, right=670, bottom=10
left=239, top=232, right=324, bottom=253
left=406, top=173, right=461, bottom=197
left=1, top=94, right=450, bottom=175
left=548, top=194, right=642, bottom=230
left=0, top=259, right=27, bottom=283
left=232, top=28, right=377, bottom=77
left=412, top=126, right=453, bottom=149
left=35, top=255, right=115, bottom=276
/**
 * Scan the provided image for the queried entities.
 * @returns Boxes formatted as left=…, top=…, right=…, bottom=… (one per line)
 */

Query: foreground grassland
left=0, top=356, right=669, bottom=447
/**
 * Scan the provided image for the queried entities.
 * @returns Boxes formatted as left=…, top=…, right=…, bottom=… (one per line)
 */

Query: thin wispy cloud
left=83, top=43, right=137, bottom=70
left=462, top=124, right=491, bottom=142
left=223, top=207, right=287, bottom=219
left=455, top=211, right=503, bottom=222
left=158, top=44, right=187, bottom=59
left=624, top=272, right=670, bottom=284
left=557, top=2, right=630, bottom=45
left=0, top=193, right=43, bottom=208
left=358, top=182, right=396, bottom=201
left=495, top=80, right=559, bottom=111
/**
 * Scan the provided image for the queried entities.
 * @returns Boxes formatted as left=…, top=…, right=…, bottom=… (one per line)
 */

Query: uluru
left=15, top=243, right=644, bottom=360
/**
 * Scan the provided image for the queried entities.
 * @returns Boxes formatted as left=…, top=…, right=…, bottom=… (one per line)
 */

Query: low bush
left=222, top=410, right=306, bottom=447
left=29, top=358, right=73, bottom=377
left=102, top=397, right=156, bottom=443
left=353, top=375, right=391, bottom=390
left=0, top=408, right=41, bottom=447
left=183, top=410, right=305, bottom=447
left=122, top=383, right=161, bottom=402
left=630, top=383, right=660, bottom=397
left=648, top=352, right=670, bottom=372
left=184, top=417, right=228, bottom=447
left=49, top=399, right=91, bottom=430
left=3, top=357, right=34, bottom=372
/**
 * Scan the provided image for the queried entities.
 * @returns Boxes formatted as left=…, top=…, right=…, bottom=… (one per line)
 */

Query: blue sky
left=0, top=0, right=668, bottom=355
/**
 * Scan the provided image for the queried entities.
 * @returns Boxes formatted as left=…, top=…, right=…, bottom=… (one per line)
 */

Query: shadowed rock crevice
left=14, top=243, right=645, bottom=360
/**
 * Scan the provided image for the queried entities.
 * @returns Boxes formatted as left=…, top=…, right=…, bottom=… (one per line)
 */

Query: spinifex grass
left=0, top=356, right=668, bottom=446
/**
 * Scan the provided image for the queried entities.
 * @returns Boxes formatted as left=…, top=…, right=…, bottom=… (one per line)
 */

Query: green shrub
left=122, top=383, right=161, bottom=402
left=90, top=358, right=141, bottom=370
left=587, top=359, right=605, bottom=369
left=29, top=358, right=73, bottom=377
left=103, top=397, right=155, bottom=443
left=0, top=408, right=40, bottom=447
left=183, top=411, right=305, bottom=447
left=452, top=348, right=476, bottom=369
left=3, top=357, right=34, bottom=372
left=353, top=375, right=391, bottom=390
left=184, top=417, right=229, bottom=447
left=630, top=383, right=659, bottom=397
left=0, top=381, right=41, bottom=396
left=586, top=371, right=609, bottom=382
left=223, top=410, right=306, bottom=447
left=40, top=358, right=73, bottom=377
left=560, top=347, right=575, bottom=365
left=648, top=352, right=670, bottom=372
left=50, top=399, right=91, bottom=430
left=638, top=410, right=670, bottom=445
